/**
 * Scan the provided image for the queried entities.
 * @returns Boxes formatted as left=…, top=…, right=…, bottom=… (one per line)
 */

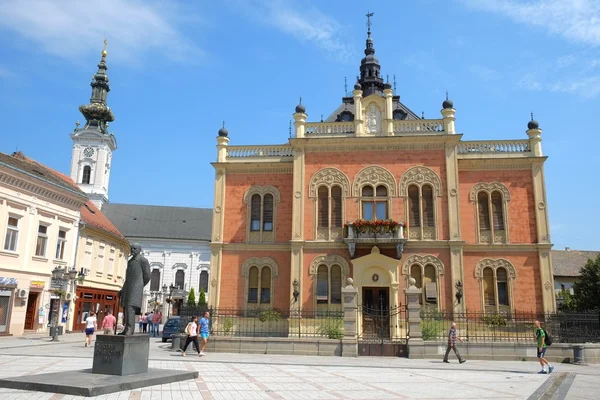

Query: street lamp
left=163, top=283, right=176, bottom=318
left=50, top=266, right=82, bottom=342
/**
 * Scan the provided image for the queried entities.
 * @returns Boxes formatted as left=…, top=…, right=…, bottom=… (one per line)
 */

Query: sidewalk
left=0, top=335, right=597, bottom=399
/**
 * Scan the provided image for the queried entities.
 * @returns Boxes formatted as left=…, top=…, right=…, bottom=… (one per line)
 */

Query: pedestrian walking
left=534, top=320, right=554, bottom=374
left=199, top=311, right=210, bottom=356
left=181, top=316, right=201, bottom=357
left=101, top=310, right=116, bottom=335
left=84, top=311, right=97, bottom=347
left=138, top=314, right=143, bottom=333
left=142, top=313, right=148, bottom=333
left=443, top=322, right=466, bottom=364
left=153, top=311, right=162, bottom=337
left=147, top=310, right=154, bottom=336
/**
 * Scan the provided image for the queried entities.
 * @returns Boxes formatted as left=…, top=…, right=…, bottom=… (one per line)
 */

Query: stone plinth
left=92, top=334, right=149, bottom=376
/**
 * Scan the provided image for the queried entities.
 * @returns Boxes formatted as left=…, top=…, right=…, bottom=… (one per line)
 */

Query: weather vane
left=366, top=11, right=374, bottom=33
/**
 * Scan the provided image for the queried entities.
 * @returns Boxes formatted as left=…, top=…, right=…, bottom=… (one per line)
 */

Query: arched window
left=403, top=255, right=444, bottom=309
left=245, top=186, right=280, bottom=243
left=175, top=270, right=185, bottom=290
left=316, top=264, right=342, bottom=309
left=476, top=258, right=515, bottom=313
left=247, top=266, right=272, bottom=305
left=315, top=185, right=344, bottom=241
left=199, top=270, right=209, bottom=293
left=82, top=166, right=91, bottom=184
left=400, top=167, right=442, bottom=240
left=470, top=183, right=510, bottom=244
left=361, top=185, right=388, bottom=220
left=150, top=269, right=160, bottom=292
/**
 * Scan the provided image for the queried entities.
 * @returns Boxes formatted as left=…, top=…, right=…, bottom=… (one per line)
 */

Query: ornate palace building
left=209, top=20, right=556, bottom=317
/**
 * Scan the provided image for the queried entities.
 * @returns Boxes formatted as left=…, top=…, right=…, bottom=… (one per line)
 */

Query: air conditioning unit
left=18, top=289, right=28, bottom=299
left=65, top=292, right=73, bottom=301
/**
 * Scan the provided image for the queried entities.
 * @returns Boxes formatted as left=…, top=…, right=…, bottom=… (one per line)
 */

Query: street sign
left=50, top=279, right=67, bottom=290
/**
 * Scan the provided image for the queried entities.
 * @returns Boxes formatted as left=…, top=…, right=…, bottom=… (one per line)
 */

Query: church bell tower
left=70, top=40, right=117, bottom=209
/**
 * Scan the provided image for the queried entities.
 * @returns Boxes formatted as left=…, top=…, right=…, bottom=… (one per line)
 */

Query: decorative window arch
left=243, top=185, right=281, bottom=244
left=352, top=166, right=396, bottom=197
left=310, top=168, right=349, bottom=241
left=402, top=254, right=444, bottom=309
left=309, top=255, right=350, bottom=310
left=469, top=182, right=510, bottom=244
left=475, top=258, right=516, bottom=313
left=399, top=167, right=442, bottom=240
left=242, top=257, right=279, bottom=307
left=352, top=166, right=396, bottom=221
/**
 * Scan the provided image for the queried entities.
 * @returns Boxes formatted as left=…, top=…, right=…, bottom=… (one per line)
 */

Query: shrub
left=482, top=313, right=507, bottom=327
left=222, top=318, right=233, bottom=335
left=258, top=310, right=281, bottom=323
left=198, top=289, right=207, bottom=308
left=187, top=288, right=196, bottom=306
left=317, top=318, right=344, bottom=339
left=421, top=320, right=444, bottom=340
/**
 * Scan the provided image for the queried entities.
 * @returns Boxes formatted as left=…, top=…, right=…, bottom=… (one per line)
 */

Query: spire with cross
left=366, top=11, right=374, bottom=35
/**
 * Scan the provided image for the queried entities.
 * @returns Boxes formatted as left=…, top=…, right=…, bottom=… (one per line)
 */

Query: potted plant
left=344, top=219, right=405, bottom=237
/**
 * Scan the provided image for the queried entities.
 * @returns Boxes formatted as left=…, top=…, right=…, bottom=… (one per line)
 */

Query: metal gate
left=358, top=297, right=408, bottom=357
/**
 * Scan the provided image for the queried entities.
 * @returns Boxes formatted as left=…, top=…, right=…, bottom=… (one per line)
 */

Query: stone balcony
left=343, top=225, right=408, bottom=259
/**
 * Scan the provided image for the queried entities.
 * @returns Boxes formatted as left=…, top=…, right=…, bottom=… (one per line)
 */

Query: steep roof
left=81, top=201, right=126, bottom=241
left=552, top=249, right=600, bottom=277
left=0, top=151, right=86, bottom=198
left=102, top=203, right=212, bottom=241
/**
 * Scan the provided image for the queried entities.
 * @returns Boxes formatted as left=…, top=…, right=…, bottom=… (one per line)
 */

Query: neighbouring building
left=70, top=200, right=129, bottom=332
left=0, top=151, right=86, bottom=336
left=102, top=203, right=212, bottom=316
left=209, top=16, right=556, bottom=327
left=552, top=248, right=600, bottom=306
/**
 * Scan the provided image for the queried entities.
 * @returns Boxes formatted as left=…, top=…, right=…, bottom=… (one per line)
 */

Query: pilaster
left=527, top=128, right=543, bottom=157
left=289, top=142, right=305, bottom=308
left=209, top=165, right=227, bottom=308
left=383, top=88, right=393, bottom=136
left=441, top=108, right=456, bottom=135
left=353, top=89, right=363, bottom=136
left=531, top=161, right=555, bottom=312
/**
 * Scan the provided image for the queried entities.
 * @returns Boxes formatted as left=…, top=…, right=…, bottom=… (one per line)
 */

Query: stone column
left=527, top=126, right=543, bottom=157
left=208, top=163, right=226, bottom=308
left=353, top=89, right=363, bottom=136
left=293, top=112, right=307, bottom=138
left=405, top=277, right=424, bottom=359
left=289, top=142, right=305, bottom=312
left=216, top=136, right=229, bottom=162
left=341, top=278, right=358, bottom=357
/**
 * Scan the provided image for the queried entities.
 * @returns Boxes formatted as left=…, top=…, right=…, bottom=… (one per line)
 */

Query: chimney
left=565, top=247, right=571, bottom=251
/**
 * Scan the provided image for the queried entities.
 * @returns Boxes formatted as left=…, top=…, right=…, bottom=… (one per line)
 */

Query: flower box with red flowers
left=344, top=219, right=406, bottom=238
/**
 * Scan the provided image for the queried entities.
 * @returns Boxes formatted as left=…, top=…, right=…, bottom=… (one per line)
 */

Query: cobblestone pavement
left=0, top=333, right=597, bottom=399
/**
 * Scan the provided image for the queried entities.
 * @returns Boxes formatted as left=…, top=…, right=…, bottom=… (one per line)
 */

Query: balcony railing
left=457, top=140, right=531, bottom=154
left=226, top=145, right=294, bottom=159
left=305, top=122, right=355, bottom=135
left=393, top=119, right=444, bottom=133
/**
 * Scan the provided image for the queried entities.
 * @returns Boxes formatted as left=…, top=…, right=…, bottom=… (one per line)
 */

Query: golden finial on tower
left=102, top=39, right=108, bottom=56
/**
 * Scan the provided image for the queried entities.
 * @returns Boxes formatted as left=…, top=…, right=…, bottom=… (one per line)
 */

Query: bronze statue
left=119, top=243, right=151, bottom=335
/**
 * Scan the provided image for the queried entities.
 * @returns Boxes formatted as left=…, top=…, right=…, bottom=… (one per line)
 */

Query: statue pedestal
left=92, top=334, right=149, bottom=376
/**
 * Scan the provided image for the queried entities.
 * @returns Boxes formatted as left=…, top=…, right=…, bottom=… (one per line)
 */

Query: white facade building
left=102, top=204, right=212, bottom=316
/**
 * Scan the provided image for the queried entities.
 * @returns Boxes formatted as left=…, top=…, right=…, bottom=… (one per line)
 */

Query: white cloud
left=460, top=0, right=600, bottom=46
left=0, top=0, right=202, bottom=65
left=517, top=73, right=600, bottom=98
left=230, top=0, right=351, bottom=61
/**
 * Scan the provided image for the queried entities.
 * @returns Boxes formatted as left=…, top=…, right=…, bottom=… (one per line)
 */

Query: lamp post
left=163, top=283, right=175, bottom=318
left=50, top=266, right=80, bottom=342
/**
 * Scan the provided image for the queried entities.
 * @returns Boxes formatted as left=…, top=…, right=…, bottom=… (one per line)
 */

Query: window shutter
left=331, top=186, right=342, bottom=228
left=263, top=194, right=273, bottom=231
left=421, top=185, right=435, bottom=227
left=478, top=192, right=491, bottom=230
left=491, top=191, right=504, bottom=230
left=318, top=186, right=329, bottom=228
left=408, top=185, right=420, bottom=227
left=250, top=194, right=261, bottom=231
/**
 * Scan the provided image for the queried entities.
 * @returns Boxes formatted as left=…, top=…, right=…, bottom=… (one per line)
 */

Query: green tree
left=572, top=255, right=600, bottom=311
left=187, top=288, right=196, bottom=306
left=557, top=288, right=576, bottom=311
left=198, top=288, right=207, bottom=308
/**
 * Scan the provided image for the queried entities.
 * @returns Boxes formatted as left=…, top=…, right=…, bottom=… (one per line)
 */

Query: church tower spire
left=70, top=40, right=118, bottom=209
left=358, top=12, right=384, bottom=97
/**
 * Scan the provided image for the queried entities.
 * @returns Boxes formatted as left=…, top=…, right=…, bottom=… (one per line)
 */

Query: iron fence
left=178, top=306, right=344, bottom=339
left=420, top=310, right=600, bottom=343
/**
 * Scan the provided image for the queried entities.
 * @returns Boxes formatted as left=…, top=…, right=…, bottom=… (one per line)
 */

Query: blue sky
left=0, top=0, right=598, bottom=251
